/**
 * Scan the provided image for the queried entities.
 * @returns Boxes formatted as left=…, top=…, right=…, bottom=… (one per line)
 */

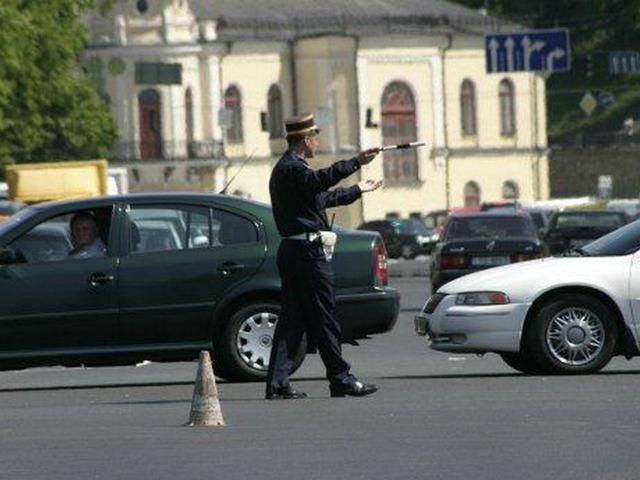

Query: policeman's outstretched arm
left=356, top=148, right=381, bottom=166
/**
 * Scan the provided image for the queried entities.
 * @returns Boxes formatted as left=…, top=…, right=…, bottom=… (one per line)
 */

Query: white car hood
left=439, top=255, right=632, bottom=303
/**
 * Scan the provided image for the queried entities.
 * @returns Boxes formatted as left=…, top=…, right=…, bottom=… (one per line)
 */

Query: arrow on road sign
left=505, top=37, right=515, bottom=72
left=545, top=48, right=566, bottom=70
left=522, top=36, right=545, bottom=71
left=488, top=38, right=499, bottom=73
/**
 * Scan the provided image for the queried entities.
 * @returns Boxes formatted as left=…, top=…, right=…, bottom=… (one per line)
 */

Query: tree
left=0, top=0, right=116, bottom=179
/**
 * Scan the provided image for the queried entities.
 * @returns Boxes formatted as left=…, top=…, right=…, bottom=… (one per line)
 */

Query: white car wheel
left=528, top=293, right=617, bottom=374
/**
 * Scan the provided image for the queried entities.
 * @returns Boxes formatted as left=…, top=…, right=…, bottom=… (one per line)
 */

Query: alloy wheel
left=545, top=307, right=605, bottom=366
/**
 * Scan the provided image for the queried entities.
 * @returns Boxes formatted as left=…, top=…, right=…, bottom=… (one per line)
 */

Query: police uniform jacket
left=269, top=151, right=362, bottom=237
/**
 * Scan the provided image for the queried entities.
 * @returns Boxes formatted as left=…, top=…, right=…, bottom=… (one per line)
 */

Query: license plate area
left=471, top=256, right=510, bottom=266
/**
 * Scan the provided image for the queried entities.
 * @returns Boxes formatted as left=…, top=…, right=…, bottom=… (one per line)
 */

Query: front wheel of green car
left=216, top=301, right=306, bottom=382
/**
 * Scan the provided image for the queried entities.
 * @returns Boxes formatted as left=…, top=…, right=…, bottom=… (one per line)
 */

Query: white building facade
left=85, top=0, right=549, bottom=227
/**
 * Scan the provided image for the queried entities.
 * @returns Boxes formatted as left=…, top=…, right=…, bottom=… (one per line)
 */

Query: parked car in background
left=544, top=210, right=629, bottom=254
left=430, top=211, right=548, bottom=292
left=0, top=193, right=399, bottom=381
left=358, top=218, right=435, bottom=258
left=425, top=207, right=480, bottom=240
left=415, top=218, right=640, bottom=375
left=480, top=201, right=550, bottom=238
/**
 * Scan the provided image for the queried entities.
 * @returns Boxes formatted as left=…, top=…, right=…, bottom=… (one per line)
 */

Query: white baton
left=380, top=141, right=426, bottom=151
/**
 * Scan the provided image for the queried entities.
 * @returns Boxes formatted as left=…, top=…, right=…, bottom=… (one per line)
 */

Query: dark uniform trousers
left=266, top=238, right=353, bottom=393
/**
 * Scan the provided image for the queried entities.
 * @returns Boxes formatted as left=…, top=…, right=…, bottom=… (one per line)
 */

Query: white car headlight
left=455, top=292, right=510, bottom=306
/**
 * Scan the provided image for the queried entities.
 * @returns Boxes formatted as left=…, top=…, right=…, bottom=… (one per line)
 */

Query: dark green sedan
left=0, top=193, right=399, bottom=381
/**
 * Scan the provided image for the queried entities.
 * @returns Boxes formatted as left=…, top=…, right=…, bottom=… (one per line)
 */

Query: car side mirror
left=0, top=247, right=19, bottom=266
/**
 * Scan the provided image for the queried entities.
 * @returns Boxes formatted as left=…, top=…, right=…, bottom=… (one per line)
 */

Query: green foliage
left=452, top=0, right=640, bottom=139
left=0, top=0, right=116, bottom=180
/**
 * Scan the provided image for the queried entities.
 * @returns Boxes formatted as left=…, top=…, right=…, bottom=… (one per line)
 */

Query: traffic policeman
left=266, top=113, right=383, bottom=399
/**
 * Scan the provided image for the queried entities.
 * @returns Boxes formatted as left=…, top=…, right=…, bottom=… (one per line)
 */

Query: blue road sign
left=608, top=51, right=640, bottom=75
left=485, top=29, right=571, bottom=74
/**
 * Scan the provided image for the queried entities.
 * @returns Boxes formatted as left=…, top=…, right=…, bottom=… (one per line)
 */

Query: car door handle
left=218, top=263, right=245, bottom=277
left=88, top=272, right=114, bottom=286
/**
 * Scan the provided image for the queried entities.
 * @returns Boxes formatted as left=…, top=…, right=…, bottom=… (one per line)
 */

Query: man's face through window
left=71, top=218, right=98, bottom=248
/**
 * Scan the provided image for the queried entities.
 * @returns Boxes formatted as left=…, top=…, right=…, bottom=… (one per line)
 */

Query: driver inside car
left=68, top=212, right=106, bottom=259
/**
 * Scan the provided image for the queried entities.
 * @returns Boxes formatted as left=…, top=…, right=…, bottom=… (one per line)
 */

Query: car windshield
left=582, top=219, right=640, bottom=256
left=446, top=216, right=535, bottom=240
left=393, top=219, right=431, bottom=235
left=551, top=212, right=624, bottom=230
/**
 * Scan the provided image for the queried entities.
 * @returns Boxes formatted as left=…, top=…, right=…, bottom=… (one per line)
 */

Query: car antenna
left=219, top=148, right=257, bottom=194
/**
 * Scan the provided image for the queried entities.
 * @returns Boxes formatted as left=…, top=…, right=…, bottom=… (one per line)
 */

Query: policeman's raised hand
left=357, top=148, right=381, bottom=166
left=358, top=179, right=384, bottom=193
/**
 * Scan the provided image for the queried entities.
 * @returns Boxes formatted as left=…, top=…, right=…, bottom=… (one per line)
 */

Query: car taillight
left=440, top=254, right=466, bottom=269
left=373, top=241, right=388, bottom=286
left=513, top=253, right=543, bottom=263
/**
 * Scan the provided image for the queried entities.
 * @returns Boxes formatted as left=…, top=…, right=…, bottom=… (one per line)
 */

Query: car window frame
left=0, top=203, right=119, bottom=266
left=119, top=200, right=265, bottom=256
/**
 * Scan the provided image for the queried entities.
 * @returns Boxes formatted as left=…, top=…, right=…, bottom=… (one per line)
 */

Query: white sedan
left=414, top=220, right=640, bottom=374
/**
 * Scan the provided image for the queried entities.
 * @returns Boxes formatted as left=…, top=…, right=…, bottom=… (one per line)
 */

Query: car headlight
left=455, top=292, right=510, bottom=306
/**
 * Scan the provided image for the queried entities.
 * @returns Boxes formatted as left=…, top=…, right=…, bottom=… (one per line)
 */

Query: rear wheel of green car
left=216, top=301, right=306, bottom=382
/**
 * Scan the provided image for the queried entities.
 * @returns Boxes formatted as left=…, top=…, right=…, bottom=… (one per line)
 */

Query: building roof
left=190, top=0, right=522, bottom=41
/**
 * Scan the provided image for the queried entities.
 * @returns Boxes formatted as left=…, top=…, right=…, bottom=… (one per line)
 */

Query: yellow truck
left=5, top=160, right=109, bottom=204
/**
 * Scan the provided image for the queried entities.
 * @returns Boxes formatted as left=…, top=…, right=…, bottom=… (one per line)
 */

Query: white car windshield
left=582, top=220, right=640, bottom=256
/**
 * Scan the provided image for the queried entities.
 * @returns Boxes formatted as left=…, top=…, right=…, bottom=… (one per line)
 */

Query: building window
left=138, top=89, right=163, bottom=160
left=224, top=85, right=243, bottom=144
left=135, top=62, right=182, bottom=85
left=460, top=79, right=477, bottom=136
left=185, top=88, right=194, bottom=144
left=499, top=79, right=516, bottom=135
left=464, top=181, right=481, bottom=208
left=502, top=180, right=519, bottom=200
left=381, top=81, right=418, bottom=181
left=267, top=84, right=284, bottom=139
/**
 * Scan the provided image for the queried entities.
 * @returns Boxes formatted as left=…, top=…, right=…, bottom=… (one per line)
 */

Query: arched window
left=185, top=88, right=194, bottom=145
left=381, top=81, right=418, bottom=181
left=464, top=181, right=481, bottom=208
left=138, top=89, right=162, bottom=160
left=267, top=84, right=284, bottom=139
left=502, top=180, right=519, bottom=200
left=499, top=79, right=516, bottom=135
left=460, top=79, right=477, bottom=136
left=224, top=85, right=243, bottom=144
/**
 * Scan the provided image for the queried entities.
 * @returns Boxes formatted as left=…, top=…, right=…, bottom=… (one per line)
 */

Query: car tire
left=215, top=301, right=307, bottom=382
left=499, top=352, right=542, bottom=374
left=526, top=294, right=617, bottom=374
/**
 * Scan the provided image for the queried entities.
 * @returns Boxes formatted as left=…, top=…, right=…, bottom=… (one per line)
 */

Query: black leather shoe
left=265, top=386, right=308, bottom=400
left=330, top=381, right=378, bottom=398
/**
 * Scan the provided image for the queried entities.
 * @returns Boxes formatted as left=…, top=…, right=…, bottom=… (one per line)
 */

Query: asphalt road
left=3, top=277, right=640, bottom=480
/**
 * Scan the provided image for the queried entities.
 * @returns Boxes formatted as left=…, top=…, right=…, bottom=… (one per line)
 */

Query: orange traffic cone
left=185, top=350, right=225, bottom=427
